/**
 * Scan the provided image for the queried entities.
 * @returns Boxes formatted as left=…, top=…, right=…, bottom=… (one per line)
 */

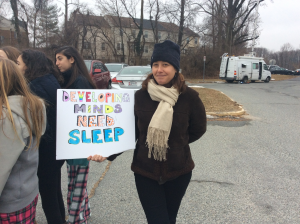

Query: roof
left=72, top=14, right=198, bottom=37
left=0, top=16, right=26, bottom=32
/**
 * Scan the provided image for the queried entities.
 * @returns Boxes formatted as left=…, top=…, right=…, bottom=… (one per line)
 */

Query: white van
left=219, top=53, right=271, bottom=83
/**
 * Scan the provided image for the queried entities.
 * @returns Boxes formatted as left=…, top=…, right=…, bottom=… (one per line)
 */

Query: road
left=36, top=77, right=300, bottom=223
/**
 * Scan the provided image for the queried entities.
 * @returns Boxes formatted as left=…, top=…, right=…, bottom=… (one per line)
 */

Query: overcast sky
left=57, top=0, right=299, bottom=52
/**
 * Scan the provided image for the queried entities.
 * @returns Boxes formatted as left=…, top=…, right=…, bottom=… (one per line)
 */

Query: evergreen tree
left=38, top=2, right=60, bottom=47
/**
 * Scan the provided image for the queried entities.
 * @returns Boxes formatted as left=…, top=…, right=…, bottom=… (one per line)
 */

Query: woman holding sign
left=90, top=40, right=207, bottom=224
left=0, top=59, right=46, bottom=223
left=55, top=46, right=96, bottom=224
left=17, top=49, right=66, bottom=224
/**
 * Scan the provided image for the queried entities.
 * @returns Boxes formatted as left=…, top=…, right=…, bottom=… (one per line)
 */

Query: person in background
left=17, top=49, right=66, bottom=224
left=0, top=46, right=21, bottom=63
left=89, top=40, right=207, bottom=224
left=55, top=46, right=96, bottom=224
left=0, top=59, right=46, bottom=223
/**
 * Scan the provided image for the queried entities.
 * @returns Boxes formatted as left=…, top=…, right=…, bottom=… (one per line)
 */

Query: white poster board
left=56, top=89, right=135, bottom=160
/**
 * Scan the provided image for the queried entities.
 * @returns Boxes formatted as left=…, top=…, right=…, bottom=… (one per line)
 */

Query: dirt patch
left=191, top=87, right=242, bottom=113
left=271, top=75, right=298, bottom=81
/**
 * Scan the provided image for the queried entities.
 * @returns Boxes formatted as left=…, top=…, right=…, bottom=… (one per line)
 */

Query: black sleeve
left=107, top=152, right=122, bottom=161
left=188, top=93, right=207, bottom=143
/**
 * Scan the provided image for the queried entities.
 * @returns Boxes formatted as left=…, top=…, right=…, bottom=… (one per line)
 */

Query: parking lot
left=36, top=77, right=300, bottom=223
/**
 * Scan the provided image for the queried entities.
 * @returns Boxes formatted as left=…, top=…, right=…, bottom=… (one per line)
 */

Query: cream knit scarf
left=146, top=79, right=179, bottom=161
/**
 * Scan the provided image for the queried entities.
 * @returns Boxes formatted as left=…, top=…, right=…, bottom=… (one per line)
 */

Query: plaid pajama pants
left=0, top=194, right=38, bottom=224
left=67, top=164, right=91, bottom=224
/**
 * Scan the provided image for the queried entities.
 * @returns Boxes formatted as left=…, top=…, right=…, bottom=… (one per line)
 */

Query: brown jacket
left=131, top=86, right=207, bottom=181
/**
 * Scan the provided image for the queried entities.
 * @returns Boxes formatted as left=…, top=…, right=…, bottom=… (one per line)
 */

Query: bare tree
left=10, top=0, right=22, bottom=45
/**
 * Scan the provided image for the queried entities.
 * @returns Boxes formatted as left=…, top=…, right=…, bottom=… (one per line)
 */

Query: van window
left=252, top=63, right=258, bottom=69
left=263, top=64, right=268, bottom=70
left=242, top=64, right=246, bottom=68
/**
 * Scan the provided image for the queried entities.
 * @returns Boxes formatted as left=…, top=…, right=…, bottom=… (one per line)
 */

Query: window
left=252, top=63, right=258, bottom=69
left=130, top=44, right=135, bottom=51
left=132, top=30, right=136, bottom=38
left=83, top=41, right=91, bottom=49
left=186, top=37, right=189, bottom=44
left=144, top=45, right=148, bottom=53
left=263, top=64, right=268, bottom=70
left=242, top=64, right=246, bottom=68
left=158, top=32, right=161, bottom=39
left=117, top=43, right=124, bottom=51
left=101, top=43, right=105, bottom=51
left=144, top=30, right=148, bottom=38
left=120, top=28, right=123, bottom=36
left=0, top=36, right=4, bottom=44
left=194, top=37, right=197, bottom=44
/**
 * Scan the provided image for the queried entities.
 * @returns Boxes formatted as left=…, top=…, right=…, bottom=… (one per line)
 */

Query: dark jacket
left=29, top=74, right=63, bottom=173
left=132, top=86, right=207, bottom=181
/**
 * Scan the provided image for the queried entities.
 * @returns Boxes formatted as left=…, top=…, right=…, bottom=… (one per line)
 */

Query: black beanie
left=150, top=40, right=180, bottom=72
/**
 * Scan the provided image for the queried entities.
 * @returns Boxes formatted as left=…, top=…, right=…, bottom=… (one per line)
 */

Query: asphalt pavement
left=36, top=77, right=300, bottom=223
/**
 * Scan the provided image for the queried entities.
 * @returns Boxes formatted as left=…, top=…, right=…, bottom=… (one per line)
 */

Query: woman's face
left=55, top=53, right=74, bottom=72
left=152, top=61, right=177, bottom=86
left=0, top=50, right=8, bottom=60
left=17, top=55, right=27, bottom=75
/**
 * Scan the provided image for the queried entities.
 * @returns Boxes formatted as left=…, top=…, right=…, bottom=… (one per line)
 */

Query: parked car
left=268, top=65, right=294, bottom=75
left=105, top=63, right=128, bottom=81
left=84, top=60, right=111, bottom=89
left=113, top=66, right=152, bottom=89
left=294, top=69, right=300, bottom=75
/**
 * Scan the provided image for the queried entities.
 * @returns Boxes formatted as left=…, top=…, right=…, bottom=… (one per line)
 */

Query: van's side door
left=252, top=63, right=259, bottom=80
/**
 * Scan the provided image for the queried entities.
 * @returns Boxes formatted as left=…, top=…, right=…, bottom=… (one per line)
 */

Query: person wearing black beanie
left=89, top=39, right=207, bottom=224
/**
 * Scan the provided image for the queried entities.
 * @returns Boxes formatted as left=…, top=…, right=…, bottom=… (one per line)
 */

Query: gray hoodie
left=0, top=95, right=46, bottom=213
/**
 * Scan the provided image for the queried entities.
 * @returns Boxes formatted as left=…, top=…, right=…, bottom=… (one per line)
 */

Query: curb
left=206, top=91, right=246, bottom=117
left=206, top=107, right=245, bottom=117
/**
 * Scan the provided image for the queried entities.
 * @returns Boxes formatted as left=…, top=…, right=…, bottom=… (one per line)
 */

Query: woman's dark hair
left=142, top=72, right=187, bottom=93
left=0, top=46, right=21, bottom=64
left=54, top=46, right=97, bottom=89
left=21, top=49, right=63, bottom=83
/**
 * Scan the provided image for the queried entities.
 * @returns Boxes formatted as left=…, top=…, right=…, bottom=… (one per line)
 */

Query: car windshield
left=106, top=64, right=123, bottom=72
left=84, top=61, right=92, bottom=72
left=119, top=67, right=151, bottom=75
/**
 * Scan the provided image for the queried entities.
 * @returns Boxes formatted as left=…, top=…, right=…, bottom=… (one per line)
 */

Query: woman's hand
left=87, top=154, right=107, bottom=163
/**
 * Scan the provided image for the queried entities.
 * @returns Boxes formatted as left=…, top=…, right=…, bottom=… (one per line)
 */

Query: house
left=70, top=12, right=199, bottom=65
left=0, top=16, right=27, bottom=47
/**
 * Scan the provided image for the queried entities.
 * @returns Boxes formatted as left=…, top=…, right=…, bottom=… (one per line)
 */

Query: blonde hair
left=0, top=59, right=45, bottom=149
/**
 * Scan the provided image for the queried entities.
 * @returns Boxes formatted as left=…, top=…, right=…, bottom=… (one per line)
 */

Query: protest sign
left=56, top=89, right=135, bottom=160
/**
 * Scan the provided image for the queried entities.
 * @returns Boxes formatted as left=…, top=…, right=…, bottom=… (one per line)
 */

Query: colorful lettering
left=77, top=116, right=87, bottom=127
left=86, top=92, right=91, bottom=102
left=106, top=115, right=115, bottom=126
left=92, top=130, right=103, bottom=144
left=63, top=91, right=69, bottom=102
left=92, top=92, right=97, bottom=102
left=97, top=115, right=105, bottom=127
left=105, top=105, right=114, bottom=113
left=114, top=104, right=122, bottom=113
left=106, top=93, right=112, bottom=103
left=78, top=91, right=85, bottom=102
left=98, top=93, right=105, bottom=102
left=74, top=104, right=86, bottom=113
left=88, top=116, right=97, bottom=127
left=115, top=93, right=122, bottom=103
left=82, top=130, right=91, bottom=143
left=104, top=129, right=113, bottom=142
left=122, top=93, right=130, bottom=102
left=114, top=127, right=124, bottom=141
left=70, top=91, right=77, bottom=102
left=68, top=129, right=80, bottom=144
left=93, top=105, right=103, bottom=113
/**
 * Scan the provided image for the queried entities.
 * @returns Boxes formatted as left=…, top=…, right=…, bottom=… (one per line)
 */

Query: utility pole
left=250, top=0, right=260, bottom=57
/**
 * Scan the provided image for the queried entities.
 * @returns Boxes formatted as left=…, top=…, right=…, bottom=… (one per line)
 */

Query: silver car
left=105, top=63, right=128, bottom=80
left=113, top=66, right=152, bottom=89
